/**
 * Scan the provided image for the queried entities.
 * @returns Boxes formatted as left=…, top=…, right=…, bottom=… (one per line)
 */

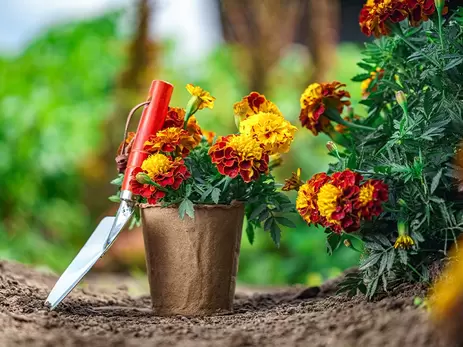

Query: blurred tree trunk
left=218, top=0, right=305, bottom=93
left=81, top=0, right=158, bottom=226
left=218, top=0, right=340, bottom=92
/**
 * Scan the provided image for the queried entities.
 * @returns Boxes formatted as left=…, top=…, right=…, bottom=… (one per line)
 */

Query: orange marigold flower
left=144, top=127, right=197, bottom=157
left=355, top=179, right=389, bottom=219
left=208, top=134, right=269, bottom=182
left=163, top=107, right=185, bottom=129
left=186, top=116, right=203, bottom=146
left=233, top=92, right=282, bottom=125
left=202, top=130, right=216, bottom=145
left=130, top=154, right=190, bottom=204
left=296, top=173, right=331, bottom=225
left=359, top=0, right=409, bottom=38
left=299, top=82, right=351, bottom=136
left=282, top=168, right=304, bottom=191
left=361, top=67, right=384, bottom=98
left=117, top=131, right=136, bottom=155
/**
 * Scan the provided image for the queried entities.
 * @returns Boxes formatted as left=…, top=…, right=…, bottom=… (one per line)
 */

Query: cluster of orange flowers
left=288, top=169, right=388, bottom=234
left=359, top=0, right=446, bottom=38
left=209, top=92, right=296, bottom=183
left=125, top=85, right=216, bottom=204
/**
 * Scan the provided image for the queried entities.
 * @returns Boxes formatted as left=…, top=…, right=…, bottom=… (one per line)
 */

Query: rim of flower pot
left=137, top=200, right=244, bottom=210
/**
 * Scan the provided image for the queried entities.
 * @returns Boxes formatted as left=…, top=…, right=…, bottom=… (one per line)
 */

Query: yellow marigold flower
left=430, top=239, right=463, bottom=343
left=141, top=153, right=172, bottom=178
left=144, top=127, right=197, bottom=157
left=393, top=235, right=415, bottom=249
left=299, top=81, right=351, bottom=136
left=186, top=84, right=215, bottom=115
left=282, top=168, right=303, bottom=192
left=317, top=184, right=343, bottom=226
left=239, top=111, right=297, bottom=155
left=296, top=173, right=330, bottom=225
left=233, top=92, right=282, bottom=126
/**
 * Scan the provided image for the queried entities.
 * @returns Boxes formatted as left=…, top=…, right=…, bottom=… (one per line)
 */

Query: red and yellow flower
left=359, top=0, right=409, bottom=37
left=130, top=153, right=190, bottom=204
left=186, top=84, right=215, bottom=114
left=355, top=179, right=389, bottom=219
left=296, top=169, right=388, bottom=234
left=282, top=168, right=304, bottom=192
left=239, top=111, right=297, bottom=155
left=233, top=92, right=282, bottom=125
left=296, top=173, right=331, bottom=225
left=163, top=107, right=185, bottom=129
left=299, top=82, right=351, bottom=136
left=407, top=0, right=446, bottom=26
left=208, top=134, right=269, bottom=182
left=144, top=127, right=197, bottom=157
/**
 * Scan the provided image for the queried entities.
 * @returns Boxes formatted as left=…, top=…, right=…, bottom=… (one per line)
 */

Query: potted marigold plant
left=110, top=85, right=297, bottom=315
left=286, top=0, right=463, bottom=298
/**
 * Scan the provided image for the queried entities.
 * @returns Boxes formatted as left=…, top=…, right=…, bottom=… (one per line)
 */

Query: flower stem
left=325, top=108, right=376, bottom=132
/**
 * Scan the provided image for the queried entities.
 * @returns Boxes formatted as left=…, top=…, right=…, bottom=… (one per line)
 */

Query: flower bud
left=186, top=96, right=201, bottom=119
left=326, top=141, right=338, bottom=153
left=343, top=239, right=352, bottom=248
left=435, top=0, right=445, bottom=14
left=395, top=91, right=408, bottom=112
left=136, top=172, right=152, bottom=185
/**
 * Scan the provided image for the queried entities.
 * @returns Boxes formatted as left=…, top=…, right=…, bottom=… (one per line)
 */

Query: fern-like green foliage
left=331, top=9, right=463, bottom=298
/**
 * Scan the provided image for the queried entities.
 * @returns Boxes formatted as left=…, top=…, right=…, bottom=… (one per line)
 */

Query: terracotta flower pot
left=141, top=202, right=244, bottom=316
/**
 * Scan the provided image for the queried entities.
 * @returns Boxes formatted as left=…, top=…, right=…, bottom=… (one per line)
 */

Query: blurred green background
left=0, top=1, right=368, bottom=287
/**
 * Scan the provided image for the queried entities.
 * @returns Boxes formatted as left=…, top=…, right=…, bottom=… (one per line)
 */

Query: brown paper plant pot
left=141, top=202, right=244, bottom=316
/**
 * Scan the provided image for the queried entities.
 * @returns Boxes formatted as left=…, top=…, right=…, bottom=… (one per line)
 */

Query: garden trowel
left=45, top=80, right=173, bottom=310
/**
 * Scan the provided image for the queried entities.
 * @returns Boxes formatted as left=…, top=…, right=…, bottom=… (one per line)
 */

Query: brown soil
left=0, top=260, right=452, bottom=347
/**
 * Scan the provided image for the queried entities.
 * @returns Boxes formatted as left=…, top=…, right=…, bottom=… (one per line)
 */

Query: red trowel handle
left=121, top=80, right=174, bottom=191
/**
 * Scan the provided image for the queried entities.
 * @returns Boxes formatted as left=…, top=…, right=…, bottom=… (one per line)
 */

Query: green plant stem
left=325, top=109, right=376, bottom=132
left=437, top=6, right=444, bottom=49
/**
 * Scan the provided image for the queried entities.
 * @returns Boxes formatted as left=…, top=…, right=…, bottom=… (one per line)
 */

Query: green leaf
left=386, top=249, right=395, bottom=272
left=179, top=198, right=195, bottom=219
left=108, top=195, right=121, bottom=203
left=378, top=252, right=388, bottom=275
left=351, top=73, right=372, bottom=82
left=248, top=204, right=267, bottom=221
left=211, top=188, right=221, bottom=204
left=444, top=57, right=463, bottom=71
left=110, top=175, right=124, bottom=186
left=185, top=184, right=192, bottom=198
left=326, top=232, right=342, bottom=256
left=430, top=169, right=442, bottom=194
left=398, top=249, right=408, bottom=265
left=357, top=62, right=375, bottom=71
left=245, top=222, right=255, bottom=245
left=275, top=216, right=296, bottom=228
left=367, top=277, right=379, bottom=299
left=269, top=220, right=281, bottom=247
left=359, top=252, right=382, bottom=271
left=423, top=88, right=433, bottom=116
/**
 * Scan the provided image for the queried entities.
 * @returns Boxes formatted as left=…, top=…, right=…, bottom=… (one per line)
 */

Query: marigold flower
left=359, top=0, right=409, bottom=37
left=117, top=131, right=136, bottom=155
left=296, top=173, right=330, bottom=225
left=239, top=111, right=297, bottom=155
left=208, top=134, right=269, bottom=182
left=233, top=92, right=282, bottom=125
left=355, top=179, right=389, bottom=219
left=186, top=116, right=203, bottom=146
left=163, top=107, right=185, bottom=129
left=361, top=68, right=384, bottom=98
left=202, top=130, right=216, bottom=145
left=130, top=154, right=190, bottom=204
left=282, top=168, right=304, bottom=192
left=407, top=0, right=444, bottom=26
left=393, top=235, right=415, bottom=249
left=144, top=127, right=197, bottom=157
left=317, top=170, right=363, bottom=234
left=299, top=82, right=351, bottom=136
left=186, top=84, right=215, bottom=115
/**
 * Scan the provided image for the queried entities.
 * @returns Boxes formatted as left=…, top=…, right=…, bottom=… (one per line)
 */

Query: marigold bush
left=292, top=0, right=463, bottom=298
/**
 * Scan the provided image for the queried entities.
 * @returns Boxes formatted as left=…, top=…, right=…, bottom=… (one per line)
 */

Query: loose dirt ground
left=0, top=260, right=451, bottom=347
